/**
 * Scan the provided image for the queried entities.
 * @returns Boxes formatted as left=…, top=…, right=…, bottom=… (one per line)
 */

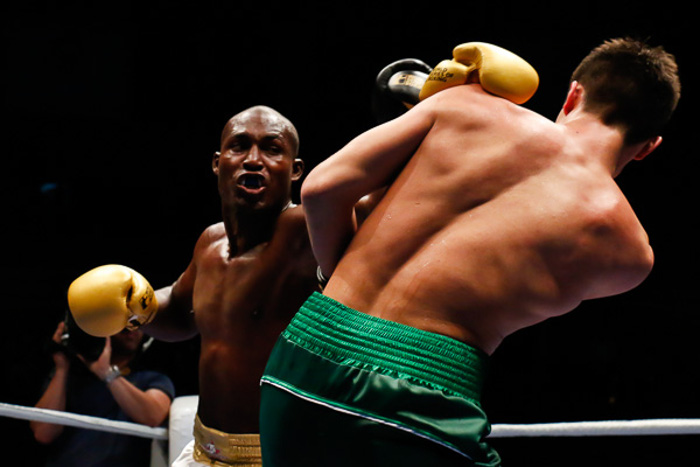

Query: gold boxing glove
left=419, top=42, right=539, bottom=104
left=67, top=264, right=158, bottom=337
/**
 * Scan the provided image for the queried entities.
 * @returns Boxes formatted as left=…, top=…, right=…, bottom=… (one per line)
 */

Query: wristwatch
left=103, top=365, right=122, bottom=384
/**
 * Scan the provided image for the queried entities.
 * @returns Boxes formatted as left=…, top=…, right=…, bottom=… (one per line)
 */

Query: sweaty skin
left=145, top=107, right=318, bottom=433
left=304, top=84, right=656, bottom=356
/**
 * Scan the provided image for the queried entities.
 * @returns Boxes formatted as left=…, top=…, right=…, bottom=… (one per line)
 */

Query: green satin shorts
left=260, top=292, right=501, bottom=466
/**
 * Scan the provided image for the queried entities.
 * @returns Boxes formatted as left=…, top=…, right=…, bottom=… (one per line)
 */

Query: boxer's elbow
left=302, top=161, right=364, bottom=213
left=300, top=173, right=325, bottom=205
left=301, top=167, right=343, bottom=207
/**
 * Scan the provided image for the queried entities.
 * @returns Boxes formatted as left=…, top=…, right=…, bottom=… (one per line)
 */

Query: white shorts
left=171, top=440, right=207, bottom=467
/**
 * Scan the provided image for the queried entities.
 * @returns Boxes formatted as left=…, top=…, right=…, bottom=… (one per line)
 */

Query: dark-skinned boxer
left=68, top=106, right=320, bottom=466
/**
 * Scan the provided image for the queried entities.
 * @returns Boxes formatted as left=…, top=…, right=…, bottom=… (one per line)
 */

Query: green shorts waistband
left=283, top=292, right=488, bottom=405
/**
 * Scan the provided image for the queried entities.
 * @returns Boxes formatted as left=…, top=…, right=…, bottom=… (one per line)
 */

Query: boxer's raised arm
left=301, top=104, right=435, bottom=277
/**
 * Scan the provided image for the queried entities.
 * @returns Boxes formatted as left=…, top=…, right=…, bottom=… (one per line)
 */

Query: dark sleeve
left=128, top=370, right=176, bottom=401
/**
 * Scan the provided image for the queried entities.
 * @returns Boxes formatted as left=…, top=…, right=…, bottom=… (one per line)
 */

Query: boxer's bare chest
left=192, top=229, right=317, bottom=341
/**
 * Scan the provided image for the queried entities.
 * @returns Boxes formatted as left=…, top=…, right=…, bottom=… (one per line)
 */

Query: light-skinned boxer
left=259, top=39, right=681, bottom=466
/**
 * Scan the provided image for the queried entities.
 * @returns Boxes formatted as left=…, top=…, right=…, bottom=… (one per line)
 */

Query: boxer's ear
left=563, top=81, right=584, bottom=116
left=212, top=151, right=221, bottom=175
left=291, top=158, right=304, bottom=182
left=633, top=136, right=662, bottom=161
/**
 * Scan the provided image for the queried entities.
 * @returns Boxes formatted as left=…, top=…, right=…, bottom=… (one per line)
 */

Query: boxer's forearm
left=302, top=191, right=357, bottom=277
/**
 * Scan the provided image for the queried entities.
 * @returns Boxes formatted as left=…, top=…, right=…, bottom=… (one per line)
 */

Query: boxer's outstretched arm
left=144, top=246, right=200, bottom=342
left=301, top=103, right=435, bottom=276
left=146, top=272, right=197, bottom=342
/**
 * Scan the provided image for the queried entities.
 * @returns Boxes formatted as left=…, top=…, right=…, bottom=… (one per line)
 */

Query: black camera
left=53, top=311, right=106, bottom=362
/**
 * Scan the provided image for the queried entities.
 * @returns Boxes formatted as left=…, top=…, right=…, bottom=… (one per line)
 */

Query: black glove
left=371, top=58, right=432, bottom=124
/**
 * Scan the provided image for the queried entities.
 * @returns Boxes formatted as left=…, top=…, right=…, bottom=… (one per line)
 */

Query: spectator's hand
left=51, top=322, right=70, bottom=371
left=79, top=336, right=113, bottom=380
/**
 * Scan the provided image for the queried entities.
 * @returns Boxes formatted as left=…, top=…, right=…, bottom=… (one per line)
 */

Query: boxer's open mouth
left=237, top=173, right=266, bottom=192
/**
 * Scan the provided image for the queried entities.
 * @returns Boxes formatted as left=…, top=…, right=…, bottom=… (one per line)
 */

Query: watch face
left=104, top=366, right=122, bottom=383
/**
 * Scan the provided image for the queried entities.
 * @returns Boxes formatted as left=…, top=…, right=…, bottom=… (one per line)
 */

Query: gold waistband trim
left=192, top=415, right=262, bottom=466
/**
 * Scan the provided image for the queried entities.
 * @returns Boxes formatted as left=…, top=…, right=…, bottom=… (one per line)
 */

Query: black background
left=3, top=1, right=694, bottom=465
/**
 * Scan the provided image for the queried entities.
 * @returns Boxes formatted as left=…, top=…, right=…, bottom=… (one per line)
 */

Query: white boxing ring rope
left=3, top=397, right=700, bottom=464
left=4, top=400, right=700, bottom=440
left=0, top=402, right=167, bottom=440
left=489, top=419, right=700, bottom=438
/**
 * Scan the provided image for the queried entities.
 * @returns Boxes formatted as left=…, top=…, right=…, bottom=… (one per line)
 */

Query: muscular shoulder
left=278, top=204, right=313, bottom=247
left=282, top=203, right=307, bottom=224
left=192, top=223, right=227, bottom=258
left=198, top=223, right=226, bottom=245
left=568, top=185, right=654, bottom=296
left=423, top=85, right=555, bottom=148
left=426, top=85, right=517, bottom=121
left=593, top=189, right=653, bottom=261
